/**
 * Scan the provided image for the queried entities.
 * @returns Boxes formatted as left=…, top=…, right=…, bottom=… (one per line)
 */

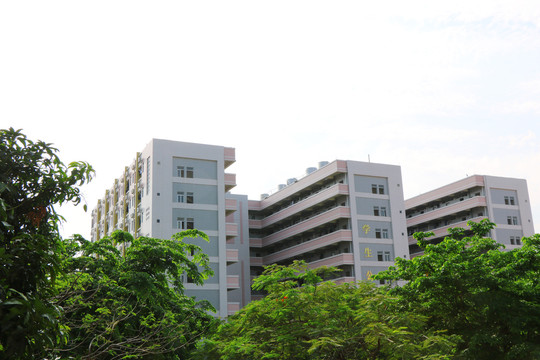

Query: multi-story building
left=405, top=175, right=535, bottom=257
left=91, top=139, right=239, bottom=318
left=247, top=160, right=410, bottom=300
left=91, top=139, right=535, bottom=315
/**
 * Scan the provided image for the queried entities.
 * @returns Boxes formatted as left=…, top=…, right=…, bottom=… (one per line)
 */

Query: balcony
left=250, top=257, right=263, bottom=266
left=262, top=206, right=351, bottom=246
left=262, top=230, right=353, bottom=264
left=261, top=183, right=350, bottom=228
left=227, top=302, right=240, bottom=316
left=226, top=249, right=239, bottom=264
left=249, top=238, right=263, bottom=248
left=227, top=275, right=240, bottom=290
left=408, top=215, right=487, bottom=244
left=224, top=147, right=236, bottom=169
left=308, top=253, right=354, bottom=269
left=407, top=196, right=487, bottom=227
left=226, top=223, right=238, bottom=239
left=225, top=173, right=236, bottom=192
left=249, top=219, right=262, bottom=229
left=406, top=175, right=485, bottom=209
left=225, top=198, right=237, bottom=216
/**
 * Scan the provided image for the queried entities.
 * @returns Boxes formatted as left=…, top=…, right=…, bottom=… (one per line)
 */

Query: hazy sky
left=2, top=1, right=540, bottom=239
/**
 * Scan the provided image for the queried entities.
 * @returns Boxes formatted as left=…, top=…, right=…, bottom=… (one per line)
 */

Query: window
left=371, top=184, right=377, bottom=194
left=510, top=196, right=515, bottom=205
left=380, top=207, right=387, bottom=217
left=375, top=229, right=389, bottom=239
left=177, top=217, right=185, bottom=229
left=186, top=167, right=194, bottom=178
left=384, top=251, right=391, bottom=261
left=373, top=206, right=379, bottom=216
left=513, top=216, right=518, bottom=225
left=378, top=185, right=385, bottom=195
left=510, top=236, right=515, bottom=245
left=177, top=166, right=185, bottom=177
left=504, top=196, right=509, bottom=205
left=372, top=184, right=385, bottom=194
left=177, top=191, right=185, bottom=203
left=186, top=192, right=194, bottom=204
left=377, top=251, right=383, bottom=261
left=516, top=237, right=521, bottom=245
left=177, top=217, right=195, bottom=229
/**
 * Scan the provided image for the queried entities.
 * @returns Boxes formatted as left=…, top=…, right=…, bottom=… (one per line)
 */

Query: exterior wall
left=225, top=194, right=251, bottom=314
left=247, top=160, right=409, bottom=296
left=91, top=139, right=236, bottom=318
left=405, top=175, right=535, bottom=256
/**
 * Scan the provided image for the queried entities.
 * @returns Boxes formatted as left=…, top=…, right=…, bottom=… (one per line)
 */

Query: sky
left=1, top=1, right=540, bottom=240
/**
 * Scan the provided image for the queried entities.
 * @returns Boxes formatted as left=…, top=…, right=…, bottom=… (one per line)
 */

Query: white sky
left=1, top=1, right=540, bottom=240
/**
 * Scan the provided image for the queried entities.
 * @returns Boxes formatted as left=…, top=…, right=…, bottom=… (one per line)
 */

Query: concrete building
left=91, top=139, right=239, bottom=318
left=91, top=139, right=535, bottom=315
left=247, top=160, right=410, bottom=299
left=405, top=175, right=535, bottom=257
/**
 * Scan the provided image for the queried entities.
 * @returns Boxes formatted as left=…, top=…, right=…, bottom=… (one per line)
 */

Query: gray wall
left=354, top=175, right=389, bottom=194
left=172, top=157, right=217, bottom=179
left=172, top=183, right=218, bottom=204
left=172, top=209, right=219, bottom=230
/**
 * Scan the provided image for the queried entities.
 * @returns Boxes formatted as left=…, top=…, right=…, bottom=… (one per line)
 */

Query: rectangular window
left=373, top=206, right=379, bottom=216
left=507, top=216, right=512, bottom=225
left=377, top=251, right=383, bottom=261
left=504, top=196, right=509, bottom=205
left=513, top=216, right=518, bottom=225
left=375, top=229, right=381, bottom=239
left=187, top=192, right=194, bottom=204
left=186, top=167, right=194, bottom=178
left=384, top=251, right=391, bottom=261
left=516, top=238, right=521, bottom=245
left=187, top=218, right=194, bottom=229
left=382, top=229, right=389, bottom=239
left=177, top=191, right=185, bottom=203
left=510, top=196, right=515, bottom=205
left=177, top=217, right=185, bottom=229
left=177, top=166, right=185, bottom=177
left=378, top=185, right=385, bottom=195
left=380, top=207, right=387, bottom=217
left=371, top=184, right=377, bottom=194
left=510, top=236, right=515, bottom=245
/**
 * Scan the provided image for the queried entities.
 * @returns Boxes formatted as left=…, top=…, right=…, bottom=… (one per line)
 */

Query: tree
left=0, top=128, right=94, bottom=358
left=194, top=261, right=457, bottom=360
left=375, top=219, right=540, bottom=359
left=51, top=229, right=219, bottom=360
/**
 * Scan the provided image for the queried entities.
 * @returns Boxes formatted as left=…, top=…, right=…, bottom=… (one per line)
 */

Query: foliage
left=194, top=261, right=457, bottom=360
left=375, top=219, right=540, bottom=359
left=0, top=128, right=94, bottom=358
left=51, top=229, right=219, bottom=360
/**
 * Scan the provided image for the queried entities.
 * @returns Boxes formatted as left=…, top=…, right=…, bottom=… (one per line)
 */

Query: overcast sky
left=2, top=1, right=540, bottom=239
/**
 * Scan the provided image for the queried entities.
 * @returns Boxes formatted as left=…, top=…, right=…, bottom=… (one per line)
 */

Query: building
left=91, top=139, right=239, bottom=318
left=246, top=160, right=409, bottom=299
left=91, top=139, right=535, bottom=315
left=405, top=175, right=535, bottom=257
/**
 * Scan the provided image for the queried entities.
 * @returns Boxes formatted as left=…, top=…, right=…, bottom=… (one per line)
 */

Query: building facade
left=405, top=175, right=535, bottom=257
left=91, top=139, right=239, bottom=318
left=91, top=139, right=535, bottom=315
left=246, top=160, right=409, bottom=299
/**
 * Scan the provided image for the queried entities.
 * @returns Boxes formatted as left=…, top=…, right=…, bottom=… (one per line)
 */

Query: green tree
left=52, top=230, right=219, bottom=360
left=194, top=261, right=457, bottom=360
left=375, top=219, right=540, bottom=359
left=0, top=128, right=94, bottom=358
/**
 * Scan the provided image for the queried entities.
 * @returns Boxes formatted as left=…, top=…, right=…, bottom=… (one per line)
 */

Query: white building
left=91, top=139, right=238, bottom=317
left=405, top=175, right=535, bottom=257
